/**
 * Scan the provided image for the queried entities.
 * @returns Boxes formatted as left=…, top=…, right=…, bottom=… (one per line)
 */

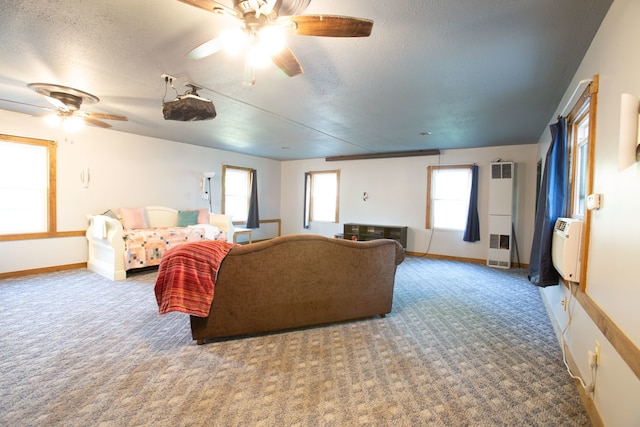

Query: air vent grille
left=502, top=163, right=512, bottom=179
left=491, top=162, right=513, bottom=179
left=489, top=233, right=510, bottom=249
left=491, top=164, right=502, bottom=179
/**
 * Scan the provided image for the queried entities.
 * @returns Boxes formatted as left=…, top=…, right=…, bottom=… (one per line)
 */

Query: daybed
left=86, top=205, right=234, bottom=281
left=154, top=234, right=405, bottom=344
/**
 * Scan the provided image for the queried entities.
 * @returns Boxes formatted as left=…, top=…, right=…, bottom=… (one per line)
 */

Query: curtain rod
left=558, top=78, right=593, bottom=118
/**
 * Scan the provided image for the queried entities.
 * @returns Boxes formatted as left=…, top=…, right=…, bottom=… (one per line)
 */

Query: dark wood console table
left=343, top=223, right=408, bottom=248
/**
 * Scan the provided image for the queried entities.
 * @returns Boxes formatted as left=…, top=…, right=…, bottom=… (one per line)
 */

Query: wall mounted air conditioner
left=551, top=218, right=584, bottom=282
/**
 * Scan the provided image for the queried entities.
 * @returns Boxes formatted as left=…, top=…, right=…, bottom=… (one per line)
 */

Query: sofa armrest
left=86, top=214, right=126, bottom=280
left=209, top=213, right=234, bottom=242
left=87, top=215, right=124, bottom=245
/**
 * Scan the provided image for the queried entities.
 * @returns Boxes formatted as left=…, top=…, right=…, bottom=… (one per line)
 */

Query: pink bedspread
left=154, top=240, right=237, bottom=317
left=124, top=227, right=206, bottom=270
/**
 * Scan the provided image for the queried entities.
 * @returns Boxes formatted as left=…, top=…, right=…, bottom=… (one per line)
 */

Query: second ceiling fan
left=178, top=0, right=374, bottom=84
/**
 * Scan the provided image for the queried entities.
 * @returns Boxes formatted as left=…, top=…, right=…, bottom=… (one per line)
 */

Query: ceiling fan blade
left=0, top=98, right=53, bottom=111
left=176, top=0, right=237, bottom=16
left=83, top=116, right=112, bottom=128
left=283, top=15, right=373, bottom=37
left=187, top=36, right=225, bottom=59
left=84, top=112, right=128, bottom=121
left=271, top=46, right=303, bottom=77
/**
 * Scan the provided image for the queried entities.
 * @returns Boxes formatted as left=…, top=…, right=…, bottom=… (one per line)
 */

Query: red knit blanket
left=154, top=240, right=236, bottom=317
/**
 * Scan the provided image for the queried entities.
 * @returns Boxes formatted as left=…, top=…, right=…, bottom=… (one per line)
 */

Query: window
left=304, top=170, right=340, bottom=226
left=565, top=75, right=597, bottom=291
left=222, top=165, right=251, bottom=222
left=568, top=101, right=591, bottom=219
left=0, top=134, right=56, bottom=237
left=426, top=165, right=472, bottom=230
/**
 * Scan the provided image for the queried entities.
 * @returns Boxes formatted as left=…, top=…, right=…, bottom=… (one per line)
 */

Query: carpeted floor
left=0, top=256, right=589, bottom=426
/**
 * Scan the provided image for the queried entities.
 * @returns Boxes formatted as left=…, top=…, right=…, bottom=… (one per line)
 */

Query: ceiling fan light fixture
left=44, top=113, right=62, bottom=127
left=25, top=82, right=127, bottom=129
left=221, top=28, right=249, bottom=55
left=181, top=0, right=374, bottom=83
left=246, top=44, right=271, bottom=68
left=257, top=26, right=286, bottom=55
left=62, top=115, right=85, bottom=132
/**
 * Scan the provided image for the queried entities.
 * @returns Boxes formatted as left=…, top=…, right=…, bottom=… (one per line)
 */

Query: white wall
left=537, top=1, right=640, bottom=425
left=0, top=109, right=281, bottom=274
left=280, top=144, right=538, bottom=263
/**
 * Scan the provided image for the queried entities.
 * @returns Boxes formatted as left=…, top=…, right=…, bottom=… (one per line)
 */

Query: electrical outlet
left=561, top=296, right=567, bottom=311
left=595, top=341, right=601, bottom=365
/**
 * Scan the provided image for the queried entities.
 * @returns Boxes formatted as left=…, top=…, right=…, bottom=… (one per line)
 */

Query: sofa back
left=191, top=234, right=405, bottom=340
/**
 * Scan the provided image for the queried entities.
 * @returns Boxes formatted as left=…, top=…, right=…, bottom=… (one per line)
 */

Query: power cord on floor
left=422, top=228, right=435, bottom=257
left=560, top=282, right=597, bottom=395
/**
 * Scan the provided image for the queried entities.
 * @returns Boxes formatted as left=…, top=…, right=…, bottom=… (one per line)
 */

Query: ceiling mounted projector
left=162, top=83, right=216, bottom=121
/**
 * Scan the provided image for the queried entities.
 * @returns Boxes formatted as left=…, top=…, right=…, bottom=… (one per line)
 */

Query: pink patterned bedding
left=123, top=227, right=206, bottom=270
left=155, top=240, right=237, bottom=317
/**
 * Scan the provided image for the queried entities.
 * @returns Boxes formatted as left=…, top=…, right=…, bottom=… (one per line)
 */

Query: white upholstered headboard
left=144, top=206, right=178, bottom=228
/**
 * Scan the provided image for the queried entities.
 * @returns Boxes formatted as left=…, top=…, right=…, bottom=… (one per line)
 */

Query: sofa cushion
left=120, top=207, right=149, bottom=230
left=177, top=210, right=199, bottom=227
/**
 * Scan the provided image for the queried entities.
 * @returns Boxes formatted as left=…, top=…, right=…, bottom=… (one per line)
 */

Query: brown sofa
left=190, top=234, right=405, bottom=344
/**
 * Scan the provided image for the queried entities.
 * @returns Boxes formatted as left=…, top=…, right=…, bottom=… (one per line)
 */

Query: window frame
left=0, top=134, right=57, bottom=240
left=425, top=164, right=473, bottom=230
left=221, top=164, right=252, bottom=222
left=304, top=169, right=340, bottom=225
left=565, top=75, right=598, bottom=291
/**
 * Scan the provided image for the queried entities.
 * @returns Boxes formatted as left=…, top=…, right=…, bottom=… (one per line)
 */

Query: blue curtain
left=246, top=169, right=260, bottom=229
left=463, top=164, right=480, bottom=242
left=529, top=118, right=567, bottom=287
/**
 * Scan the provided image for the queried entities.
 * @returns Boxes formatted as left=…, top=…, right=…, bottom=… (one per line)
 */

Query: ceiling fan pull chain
left=243, top=59, right=256, bottom=87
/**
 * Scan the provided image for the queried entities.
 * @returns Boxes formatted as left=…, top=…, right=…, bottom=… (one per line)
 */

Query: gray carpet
left=0, top=256, right=589, bottom=426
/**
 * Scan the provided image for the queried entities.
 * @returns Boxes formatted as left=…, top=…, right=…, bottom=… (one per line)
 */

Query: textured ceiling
left=0, top=0, right=612, bottom=160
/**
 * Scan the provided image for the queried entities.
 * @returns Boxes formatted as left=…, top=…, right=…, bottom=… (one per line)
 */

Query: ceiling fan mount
left=48, top=92, right=83, bottom=111
left=234, top=0, right=279, bottom=20
left=28, top=83, right=99, bottom=109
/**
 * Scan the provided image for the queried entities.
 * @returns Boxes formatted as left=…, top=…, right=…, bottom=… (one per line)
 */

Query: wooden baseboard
left=0, top=263, right=86, bottom=280
left=539, top=287, right=603, bottom=427
left=406, top=252, right=529, bottom=268
left=567, top=282, right=640, bottom=381
left=557, top=316, right=604, bottom=426
left=0, top=230, right=86, bottom=242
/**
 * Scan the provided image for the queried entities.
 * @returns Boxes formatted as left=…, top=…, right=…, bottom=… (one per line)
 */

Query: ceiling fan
left=178, top=0, right=374, bottom=84
left=0, top=83, right=128, bottom=131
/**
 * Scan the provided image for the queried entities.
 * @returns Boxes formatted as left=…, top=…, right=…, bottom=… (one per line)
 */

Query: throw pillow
left=120, top=207, right=149, bottom=230
left=197, top=208, right=210, bottom=224
left=177, top=210, right=199, bottom=227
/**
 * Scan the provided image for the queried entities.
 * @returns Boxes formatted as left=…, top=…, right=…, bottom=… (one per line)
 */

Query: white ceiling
left=0, top=0, right=612, bottom=160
